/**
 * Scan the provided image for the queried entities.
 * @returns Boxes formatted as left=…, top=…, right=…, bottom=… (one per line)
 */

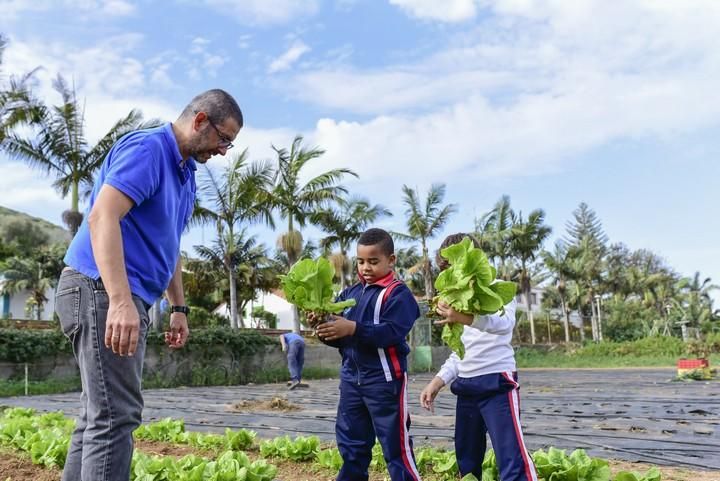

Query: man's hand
left=433, top=300, right=473, bottom=326
left=316, top=315, right=356, bottom=341
left=105, top=298, right=140, bottom=357
left=419, top=376, right=446, bottom=414
left=165, top=312, right=189, bottom=349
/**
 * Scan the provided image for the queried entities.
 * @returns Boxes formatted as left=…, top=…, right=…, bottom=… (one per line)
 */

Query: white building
left=0, top=278, right=56, bottom=321
left=213, top=289, right=296, bottom=330
left=514, top=286, right=545, bottom=314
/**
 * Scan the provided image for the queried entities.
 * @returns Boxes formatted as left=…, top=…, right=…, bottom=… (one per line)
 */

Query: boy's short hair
left=358, top=228, right=394, bottom=256
left=436, top=233, right=481, bottom=270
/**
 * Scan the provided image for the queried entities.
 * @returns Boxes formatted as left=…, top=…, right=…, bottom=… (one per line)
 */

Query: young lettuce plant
left=433, top=238, right=517, bottom=359
left=281, top=257, right=356, bottom=327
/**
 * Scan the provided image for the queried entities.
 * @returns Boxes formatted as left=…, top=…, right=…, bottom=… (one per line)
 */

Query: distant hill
left=0, top=205, right=71, bottom=245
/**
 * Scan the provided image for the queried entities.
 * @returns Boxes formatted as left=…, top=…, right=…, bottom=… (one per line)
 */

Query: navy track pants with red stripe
left=451, top=372, right=538, bottom=481
left=336, top=374, right=421, bottom=481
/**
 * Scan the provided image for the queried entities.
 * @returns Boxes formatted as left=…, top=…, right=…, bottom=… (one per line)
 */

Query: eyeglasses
left=207, top=119, right=234, bottom=150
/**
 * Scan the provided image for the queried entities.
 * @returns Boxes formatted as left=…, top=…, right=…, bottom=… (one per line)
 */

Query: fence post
left=24, top=363, right=29, bottom=396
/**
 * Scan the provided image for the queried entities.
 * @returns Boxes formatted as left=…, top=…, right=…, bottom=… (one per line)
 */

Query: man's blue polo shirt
left=64, top=123, right=196, bottom=305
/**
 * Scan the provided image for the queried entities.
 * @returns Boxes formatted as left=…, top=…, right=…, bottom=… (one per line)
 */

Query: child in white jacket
left=420, top=233, right=538, bottom=481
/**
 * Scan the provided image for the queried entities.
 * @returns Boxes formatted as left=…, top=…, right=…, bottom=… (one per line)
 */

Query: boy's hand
left=420, top=376, right=446, bottom=413
left=434, top=301, right=473, bottom=326
left=316, top=316, right=356, bottom=341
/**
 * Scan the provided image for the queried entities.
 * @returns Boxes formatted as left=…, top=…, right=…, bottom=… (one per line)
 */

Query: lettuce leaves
left=281, top=257, right=356, bottom=314
left=434, top=237, right=518, bottom=359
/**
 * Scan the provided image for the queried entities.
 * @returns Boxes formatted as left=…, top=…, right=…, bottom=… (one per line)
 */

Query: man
left=54, top=89, right=242, bottom=481
left=279, top=331, right=306, bottom=390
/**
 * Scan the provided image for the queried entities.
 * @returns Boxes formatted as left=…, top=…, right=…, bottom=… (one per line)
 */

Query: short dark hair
left=358, top=228, right=394, bottom=256
left=436, top=233, right=480, bottom=270
left=180, top=89, right=243, bottom=127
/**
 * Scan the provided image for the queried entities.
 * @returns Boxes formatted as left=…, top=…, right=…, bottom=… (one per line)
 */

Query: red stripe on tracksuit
left=382, top=281, right=404, bottom=379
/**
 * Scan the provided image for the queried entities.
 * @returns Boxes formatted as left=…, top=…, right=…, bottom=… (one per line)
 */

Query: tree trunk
left=291, top=306, right=301, bottom=334
left=151, top=300, right=162, bottom=331
left=589, top=296, right=598, bottom=342
left=525, top=289, right=536, bottom=344
left=340, top=247, right=348, bottom=291
left=422, top=242, right=433, bottom=300
left=229, top=269, right=238, bottom=329
left=288, top=218, right=302, bottom=334
left=560, top=295, right=570, bottom=343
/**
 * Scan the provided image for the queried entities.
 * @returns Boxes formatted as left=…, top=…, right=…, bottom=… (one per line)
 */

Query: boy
left=279, top=331, right=305, bottom=390
left=316, top=228, right=422, bottom=481
left=419, top=234, right=537, bottom=481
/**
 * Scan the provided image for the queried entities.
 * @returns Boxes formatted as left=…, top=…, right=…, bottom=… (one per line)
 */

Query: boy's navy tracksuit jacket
left=324, top=271, right=422, bottom=481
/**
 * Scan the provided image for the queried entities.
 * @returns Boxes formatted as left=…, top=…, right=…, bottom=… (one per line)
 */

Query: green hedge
left=0, top=327, right=275, bottom=364
left=0, top=328, right=72, bottom=363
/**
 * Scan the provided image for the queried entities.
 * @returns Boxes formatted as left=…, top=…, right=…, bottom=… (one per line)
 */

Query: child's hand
left=316, top=316, right=356, bottom=341
left=434, top=301, right=473, bottom=326
left=306, top=311, right=326, bottom=328
left=420, top=376, right=446, bottom=413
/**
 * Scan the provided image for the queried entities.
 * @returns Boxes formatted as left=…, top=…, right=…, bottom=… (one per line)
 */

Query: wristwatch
left=170, top=305, right=190, bottom=315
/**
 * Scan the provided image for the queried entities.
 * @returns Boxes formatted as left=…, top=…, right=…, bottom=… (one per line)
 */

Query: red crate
left=677, top=358, right=709, bottom=369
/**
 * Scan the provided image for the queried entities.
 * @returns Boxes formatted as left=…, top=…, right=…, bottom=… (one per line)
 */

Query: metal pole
left=24, top=363, right=28, bottom=396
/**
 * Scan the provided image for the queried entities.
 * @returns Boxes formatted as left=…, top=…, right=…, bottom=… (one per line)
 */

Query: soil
left=2, top=443, right=718, bottom=481
left=227, top=396, right=301, bottom=413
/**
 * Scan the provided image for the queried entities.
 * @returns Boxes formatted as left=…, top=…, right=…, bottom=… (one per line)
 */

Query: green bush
left=0, top=327, right=273, bottom=364
left=0, top=328, right=72, bottom=363
left=146, top=326, right=274, bottom=353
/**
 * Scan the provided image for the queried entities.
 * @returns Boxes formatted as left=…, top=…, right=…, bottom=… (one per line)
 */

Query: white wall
left=214, top=291, right=296, bottom=330
left=0, top=286, right=56, bottom=321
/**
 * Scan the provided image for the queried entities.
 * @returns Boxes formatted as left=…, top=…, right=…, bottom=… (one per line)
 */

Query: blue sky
left=1, top=0, right=719, bottom=290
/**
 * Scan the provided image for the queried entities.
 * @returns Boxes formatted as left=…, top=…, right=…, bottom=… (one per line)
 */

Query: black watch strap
left=170, top=305, right=190, bottom=315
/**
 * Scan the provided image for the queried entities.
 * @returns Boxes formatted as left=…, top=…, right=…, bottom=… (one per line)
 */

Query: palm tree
left=678, top=272, right=719, bottom=331
left=542, top=241, right=573, bottom=343
left=270, top=135, right=357, bottom=332
left=475, top=195, right=516, bottom=280
left=275, top=241, right=318, bottom=271
left=510, top=209, right=552, bottom=344
left=567, top=237, right=606, bottom=341
left=1, top=74, right=153, bottom=235
left=313, top=196, right=392, bottom=290
left=1, top=244, right=65, bottom=320
left=564, top=203, right=608, bottom=342
left=234, top=241, right=282, bottom=325
left=194, top=150, right=275, bottom=328
left=399, top=184, right=457, bottom=300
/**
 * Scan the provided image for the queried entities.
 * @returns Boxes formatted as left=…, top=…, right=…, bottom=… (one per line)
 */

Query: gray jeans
left=55, top=267, right=151, bottom=481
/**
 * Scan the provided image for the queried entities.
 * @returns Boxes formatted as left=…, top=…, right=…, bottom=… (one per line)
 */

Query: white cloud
left=268, top=0, right=720, bottom=189
left=268, top=40, right=311, bottom=74
left=186, top=38, right=229, bottom=78
left=203, top=0, right=319, bottom=26
left=99, top=0, right=135, bottom=15
left=3, top=35, right=176, bottom=142
left=0, top=0, right=135, bottom=18
left=237, top=34, right=253, bottom=50
left=0, top=161, right=67, bottom=225
left=389, top=0, right=478, bottom=22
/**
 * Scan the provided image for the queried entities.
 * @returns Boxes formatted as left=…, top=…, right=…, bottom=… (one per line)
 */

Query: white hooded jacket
left=436, top=299, right=517, bottom=385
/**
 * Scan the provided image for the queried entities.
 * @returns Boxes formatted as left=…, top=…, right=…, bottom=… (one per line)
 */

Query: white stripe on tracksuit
left=373, top=286, right=393, bottom=382
left=503, top=371, right=538, bottom=481
left=399, top=372, right=422, bottom=481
